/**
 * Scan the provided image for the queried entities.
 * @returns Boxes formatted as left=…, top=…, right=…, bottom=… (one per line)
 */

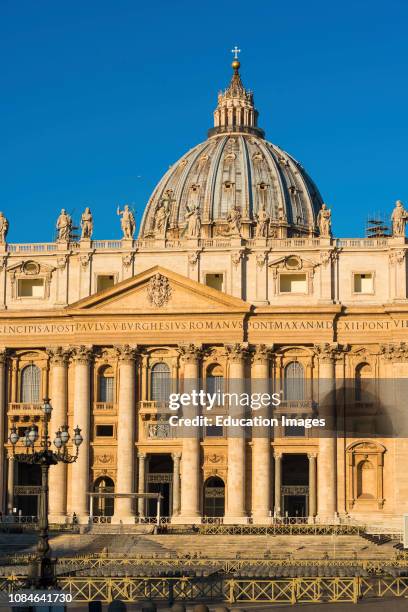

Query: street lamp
left=8, top=397, right=83, bottom=588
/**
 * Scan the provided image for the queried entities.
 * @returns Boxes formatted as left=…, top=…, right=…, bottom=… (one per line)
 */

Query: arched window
left=98, top=365, right=114, bottom=403
left=151, top=362, right=171, bottom=406
left=93, top=476, right=115, bottom=517
left=203, top=476, right=225, bottom=517
left=206, top=364, right=224, bottom=396
left=21, top=365, right=41, bottom=403
left=355, top=363, right=372, bottom=401
left=284, top=361, right=304, bottom=401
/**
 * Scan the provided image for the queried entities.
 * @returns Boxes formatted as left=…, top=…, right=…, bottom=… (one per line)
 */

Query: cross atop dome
left=231, top=46, right=241, bottom=59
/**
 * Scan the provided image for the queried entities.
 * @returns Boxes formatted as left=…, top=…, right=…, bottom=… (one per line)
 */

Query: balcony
left=94, top=402, right=116, bottom=414
left=8, top=403, right=43, bottom=416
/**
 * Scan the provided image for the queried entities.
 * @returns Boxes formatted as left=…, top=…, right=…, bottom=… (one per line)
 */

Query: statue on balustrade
left=255, top=204, right=269, bottom=238
left=0, top=212, right=9, bottom=244
left=227, top=203, right=242, bottom=237
left=391, top=200, right=408, bottom=237
left=154, top=190, right=174, bottom=238
left=184, top=202, right=201, bottom=238
left=117, top=204, right=136, bottom=239
left=56, top=209, right=72, bottom=241
left=317, top=203, right=332, bottom=238
left=80, top=207, right=93, bottom=240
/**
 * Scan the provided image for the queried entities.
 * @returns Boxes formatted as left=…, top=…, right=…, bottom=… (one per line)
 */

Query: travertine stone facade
left=1, top=58, right=407, bottom=527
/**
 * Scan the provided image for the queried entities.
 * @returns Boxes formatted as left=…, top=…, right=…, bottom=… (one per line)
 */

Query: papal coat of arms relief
left=147, top=273, right=172, bottom=307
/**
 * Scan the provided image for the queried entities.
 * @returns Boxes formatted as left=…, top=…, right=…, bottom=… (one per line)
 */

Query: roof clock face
left=139, top=58, right=323, bottom=240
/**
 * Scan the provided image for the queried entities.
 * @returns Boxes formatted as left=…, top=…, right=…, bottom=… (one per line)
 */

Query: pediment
left=268, top=254, right=317, bottom=270
left=68, top=266, right=250, bottom=314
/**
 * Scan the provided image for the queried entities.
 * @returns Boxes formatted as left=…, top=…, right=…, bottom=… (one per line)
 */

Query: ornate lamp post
left=8, top=397, right=83, bottom=588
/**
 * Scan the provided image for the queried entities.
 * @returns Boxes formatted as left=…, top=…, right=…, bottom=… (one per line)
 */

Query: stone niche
left=346, top=441, right=386, bottom=511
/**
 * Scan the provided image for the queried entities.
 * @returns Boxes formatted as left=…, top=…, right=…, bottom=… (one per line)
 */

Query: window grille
left=151, top=363, right=171, bottom=406
left=21, top=365, right=41, bottom=403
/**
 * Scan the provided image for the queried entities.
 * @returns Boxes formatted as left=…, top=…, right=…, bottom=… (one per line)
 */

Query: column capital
left=72, top=345, right=94, bottom=365
left=137, top=452, right=146, bottom=460
left=225, top=343, right=249, bottom=363
left=274, top=450, right=283, bottom=459
left=380, top=342, right=408, bottom=362
left=177, top=343, right=203, bottom=363
left=46, top=346, right=71, bottom=366
left=251, top=344, right=274, bottom=364
left=308, top=452, right=318, bottom=459
left=0, top=348, right=8, bottom=365
left=314, top=342, right=338, bottom=363
left=114, top=344, right=139, bottom=363
left=171, top=452, right=181, bottom=461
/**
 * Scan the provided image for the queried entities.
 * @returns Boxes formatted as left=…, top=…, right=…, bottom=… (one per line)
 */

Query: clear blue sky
left=1, top=0, right=407, bottom=241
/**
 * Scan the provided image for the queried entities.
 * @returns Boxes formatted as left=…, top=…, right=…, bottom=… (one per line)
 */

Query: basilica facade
left=1, top=58, right=408, bottom=527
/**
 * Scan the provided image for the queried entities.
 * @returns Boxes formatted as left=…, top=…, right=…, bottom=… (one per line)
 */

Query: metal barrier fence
left=199, top=523, right=366, bottom=535
left=1, top=575, right=408, bottom=603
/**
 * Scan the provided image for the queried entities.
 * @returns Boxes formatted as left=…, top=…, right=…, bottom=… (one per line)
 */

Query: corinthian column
left=251, top=345, right=272, bottom=524
left=172, top=344, right=202, bottom=524
left=0, top=349, right=7, bottom=514
left=314, top=343, right=337, bottom=521
left=172, top=452, right=181, bottom=516
left=113, top=345, right=137, bottom=523
left=71, top=345, right=93, bottom=523
left=47, top=347, right=70, bottom=523
left=225, top=343, right=249, bottom=524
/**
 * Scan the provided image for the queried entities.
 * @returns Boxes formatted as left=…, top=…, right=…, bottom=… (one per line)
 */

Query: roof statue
left=317, top=204, right=332, bottom=238
left=391, top=200, right=408, bottom=237
left=117, top=204, right=136, bottom=239
left=0, top=212, right=9, bottom=244
left=56, top=209, right=72, bottom=241
left=80, top=207, right=93, bottom=240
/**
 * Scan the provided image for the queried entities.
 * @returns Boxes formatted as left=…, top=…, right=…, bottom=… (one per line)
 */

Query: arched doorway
left=93, top=477, right=115, bottom=517
left=203, top=476, right=225, bottom=517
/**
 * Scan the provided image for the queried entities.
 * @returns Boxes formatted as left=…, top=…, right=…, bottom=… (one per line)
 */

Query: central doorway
left=146, top=454, right=173, bottom=517
left=281, top=454, right=309, bottom=518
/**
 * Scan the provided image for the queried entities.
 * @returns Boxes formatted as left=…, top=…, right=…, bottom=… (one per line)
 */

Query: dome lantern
left=208, top=50, right=264, bottom=138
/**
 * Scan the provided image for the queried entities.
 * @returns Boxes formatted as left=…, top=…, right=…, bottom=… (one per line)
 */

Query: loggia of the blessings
left=168, top=415, right=326, bottom=428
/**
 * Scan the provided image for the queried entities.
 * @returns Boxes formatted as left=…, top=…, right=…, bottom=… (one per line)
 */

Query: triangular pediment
left=68, top=266, right=250, bottom=314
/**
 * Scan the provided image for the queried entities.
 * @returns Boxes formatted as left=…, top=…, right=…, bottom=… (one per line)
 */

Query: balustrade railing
left=93, top=402, right=115, bottom=413
left=8, top=402, right=43, bottom=414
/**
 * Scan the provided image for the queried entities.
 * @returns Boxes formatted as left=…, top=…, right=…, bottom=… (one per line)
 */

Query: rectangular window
left=205, top=273, right=224, bottom=292
left=17, top=278, right=44, bottom=298
left=280, top=274, right=307, bottom=293
left=354, top=273, right=374, bottom=294
left=95, top=424, right=114, bottom=437
left=205, top=424, right=224, bottom=437
left=97, top=275, right=115, bottom=292
left=284, top=424, right=305, bottom=437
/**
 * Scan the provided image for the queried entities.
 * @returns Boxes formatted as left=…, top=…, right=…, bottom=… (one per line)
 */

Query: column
left=274, top=452, right=282, bottom=516
left=7, top=457, right=14, bottom=514
left=173, top=344, right=202, bottom=524
left=251, top=345, right=272, bottom=523
left=0, top=350, right=7, bottom=514
left=225, top=343, right=248, bottom=524
left=137, top=452, right=146, bottom=517
left=308, top=453, right=317, bottom=521
left=172, top=452, right=181, bottom=516
left=71, top=346, right=93, bottom=523
left=47, top=347, right=69, bottom=523
left=113, top=345, right=137, bottom=523
left=315, top=343, right=337, bottom=521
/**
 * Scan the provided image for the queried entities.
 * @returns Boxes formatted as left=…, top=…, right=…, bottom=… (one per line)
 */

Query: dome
left=140, top=59, right=324, bottom=240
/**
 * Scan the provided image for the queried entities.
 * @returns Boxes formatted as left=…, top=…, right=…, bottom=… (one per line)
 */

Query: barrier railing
left=2, top=576, right=408, bottom=603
